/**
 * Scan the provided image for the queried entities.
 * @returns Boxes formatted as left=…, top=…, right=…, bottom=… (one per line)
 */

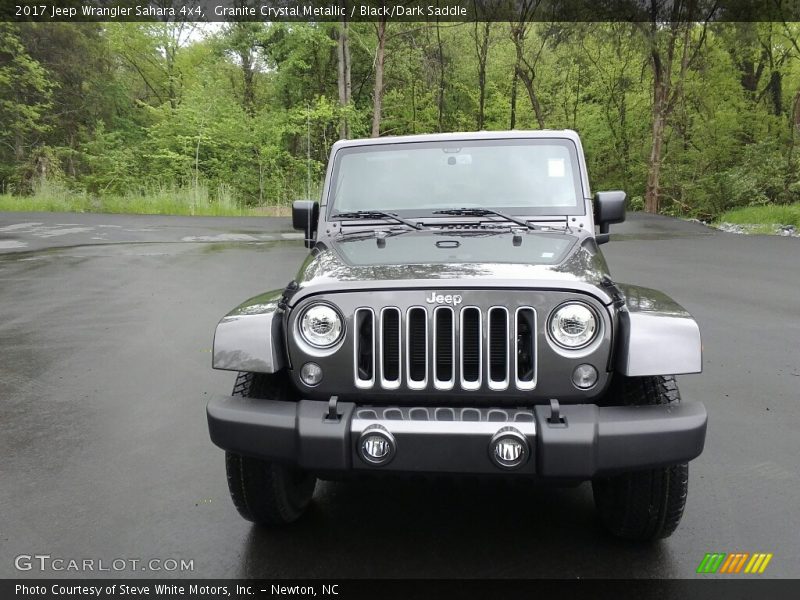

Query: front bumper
left=207, top=396, right=707, bottom=479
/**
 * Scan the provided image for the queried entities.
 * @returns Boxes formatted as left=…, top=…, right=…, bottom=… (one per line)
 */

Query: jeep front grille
left=354, top=306, right=537, bottom=392
left=380, top=308, right=401, bottom=387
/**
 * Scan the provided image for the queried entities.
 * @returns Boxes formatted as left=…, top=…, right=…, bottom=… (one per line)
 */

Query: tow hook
left=325, top=395, right=341, bottom=422
left=547, top=398, right=567, bottom=427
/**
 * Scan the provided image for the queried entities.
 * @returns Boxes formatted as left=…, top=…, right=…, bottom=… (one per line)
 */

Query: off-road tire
left=225, top=372, right=317, bottom=526
left=592, top=375, right=689, bottom=541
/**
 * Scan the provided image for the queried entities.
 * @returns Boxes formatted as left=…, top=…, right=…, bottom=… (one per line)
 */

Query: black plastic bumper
left=207, top=396, right=707, bottom=478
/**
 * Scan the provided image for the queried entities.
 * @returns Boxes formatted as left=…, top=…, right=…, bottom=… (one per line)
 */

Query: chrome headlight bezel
left=547, top=301, right=600, bottom=350
left=297, top=302, right=345, bottom=350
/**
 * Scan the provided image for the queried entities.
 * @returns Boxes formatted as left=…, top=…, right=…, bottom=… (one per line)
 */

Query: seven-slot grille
left=354, top=306, right=537, bottom=391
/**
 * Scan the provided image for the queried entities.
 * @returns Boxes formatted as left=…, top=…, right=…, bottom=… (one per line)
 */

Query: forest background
left=3, top=15, right=800, bottom=226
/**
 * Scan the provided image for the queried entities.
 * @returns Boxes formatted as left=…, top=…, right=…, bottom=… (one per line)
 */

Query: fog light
left=489, top=427, right=529, bottom=470
left=358, top=426, right=396, bottom=466
left=572, top=364, right=598, bottom=389
left=300, top=362, right=323, bottom=386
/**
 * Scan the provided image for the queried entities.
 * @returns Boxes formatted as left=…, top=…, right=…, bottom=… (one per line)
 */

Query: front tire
left=592, top=375, right=689, bottom=541
left=225, top=372, right=317, bottom=526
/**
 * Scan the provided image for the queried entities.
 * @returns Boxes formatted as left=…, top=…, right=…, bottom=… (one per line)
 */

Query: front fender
left=615, top=284, right=702, bottom=377
left=212, top=289, right=286, bottom=373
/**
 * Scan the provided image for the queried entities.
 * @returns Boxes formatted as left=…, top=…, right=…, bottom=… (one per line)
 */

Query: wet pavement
left=0, top=211, right=798, bottom=579
left=0, top=212, right=302, bottom=253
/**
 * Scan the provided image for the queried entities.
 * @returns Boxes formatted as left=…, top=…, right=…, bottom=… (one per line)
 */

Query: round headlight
left=299, top=304, right=344, bottom=348
left=548, top=302, right=598, bottom=349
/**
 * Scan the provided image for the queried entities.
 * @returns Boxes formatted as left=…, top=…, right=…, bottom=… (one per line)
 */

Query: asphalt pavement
left=0, top=211, right=798, bottom=579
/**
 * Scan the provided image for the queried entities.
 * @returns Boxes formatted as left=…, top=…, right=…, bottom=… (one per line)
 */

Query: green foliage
left=0, top=23, right=52, bottom=188
left=0, top=182, right=256, bottom=216
left=2, top=21, right=800, bottom=219
left=14, top=145, right=65, bottom=194
left=718, top=203, right=800, bottom=227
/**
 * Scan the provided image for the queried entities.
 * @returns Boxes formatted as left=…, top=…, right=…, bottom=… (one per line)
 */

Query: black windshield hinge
left=279, top=280, right=299, bottom=310
left=601, top=276, right=626, bottom=309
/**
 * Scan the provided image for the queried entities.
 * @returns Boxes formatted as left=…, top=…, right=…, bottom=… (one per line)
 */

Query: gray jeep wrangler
left=207, top=131, right=706, bottom=541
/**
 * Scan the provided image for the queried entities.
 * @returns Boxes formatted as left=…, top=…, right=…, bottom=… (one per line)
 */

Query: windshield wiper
left=332, top=210, right=424, bottom=230
left=432, top=208, right=538, bottom=230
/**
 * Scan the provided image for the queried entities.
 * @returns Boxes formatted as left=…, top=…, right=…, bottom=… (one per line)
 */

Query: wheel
left=592, top=375, right=689, bottom=541
left=225, top=372, right=317, bottom=526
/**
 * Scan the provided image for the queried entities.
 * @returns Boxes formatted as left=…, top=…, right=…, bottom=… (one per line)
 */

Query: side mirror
left=594, top=191, right=626, bottom=244
left=292, top=200, right=319, bottom=248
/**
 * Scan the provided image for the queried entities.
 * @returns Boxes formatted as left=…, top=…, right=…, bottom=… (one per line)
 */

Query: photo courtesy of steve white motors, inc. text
left=14, top=583, right=340, bottom=597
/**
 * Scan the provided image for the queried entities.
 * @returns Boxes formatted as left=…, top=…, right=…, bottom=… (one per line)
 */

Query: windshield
left=328, top=139, right=585, bottom=217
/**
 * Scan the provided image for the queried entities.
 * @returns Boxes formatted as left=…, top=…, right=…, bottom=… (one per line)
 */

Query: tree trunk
left=510, top=50, right=520, bottom=129
left=371, top=17, right=386, bottom=138
left=337, top=21, right=347, bottom=138
left=645, top=86, right=667, bottom=214
left=517, top=67, right=545, bottom=129
left=239, top=48, right=255, bottom=117
left=643, top=19, right=701, bottom=214
left=787, top=91, right=800, bottom=174
left=14, top=130, right=24, bottom=162
left=166, top=40, right=178, bottom=109
left=344, top=18, right=351, bottom=107
left=509, top=24, right=527, bottom=130
left=512, top=24, right=544, bottom=129
left=337, top=9, right=351, bottom=139
left=475, top=21, right=490, bottom=129
left=67, top=132, right=76, bottom=177
left=769, top=70, right=783, bottom=115
left=411, top=78, right=417, bottom=133
left=436, top=19, right=445, bottom=132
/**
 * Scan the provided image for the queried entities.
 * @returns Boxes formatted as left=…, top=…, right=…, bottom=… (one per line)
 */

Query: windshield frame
left=325, top=137, right=588, bottom=220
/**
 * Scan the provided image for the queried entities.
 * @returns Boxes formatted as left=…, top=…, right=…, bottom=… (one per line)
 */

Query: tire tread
left=592, top=375, right=689, bottom=541
left=225, top=372, right=315, bottom=526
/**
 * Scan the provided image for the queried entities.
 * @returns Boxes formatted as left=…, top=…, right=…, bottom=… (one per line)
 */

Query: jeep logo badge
left=426, top=292, right=463, bottom=306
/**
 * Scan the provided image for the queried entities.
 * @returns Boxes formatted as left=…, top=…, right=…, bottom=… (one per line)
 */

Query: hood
left=290, top=229, right=613, bottom=304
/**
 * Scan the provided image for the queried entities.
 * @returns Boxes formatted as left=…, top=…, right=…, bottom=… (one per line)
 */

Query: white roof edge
left=331, top=129, right=581, bottom=150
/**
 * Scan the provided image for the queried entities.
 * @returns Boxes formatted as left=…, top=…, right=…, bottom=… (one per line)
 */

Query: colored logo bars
left=696, top=552, right=773, bottom=574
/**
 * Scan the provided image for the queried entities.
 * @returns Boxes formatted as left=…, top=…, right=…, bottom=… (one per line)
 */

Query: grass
left=717, top=204, right=800, bottom=228
left=0, top=181, right=292, bottom=217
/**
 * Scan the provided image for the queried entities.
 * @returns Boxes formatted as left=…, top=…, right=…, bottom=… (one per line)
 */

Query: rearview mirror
left=292, top=200, right=319, bottom=248
left=594, top=191, right=626, bottom=244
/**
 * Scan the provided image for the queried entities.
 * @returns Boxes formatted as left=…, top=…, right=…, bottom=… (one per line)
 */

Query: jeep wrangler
left=207, top=131, right=706, bottom=541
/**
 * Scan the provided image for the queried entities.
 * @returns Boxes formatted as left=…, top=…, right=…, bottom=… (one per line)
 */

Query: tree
left=0, top=23, right=51, bottom=175
left=471, top=0, right=498, bottom=130
left=509, top=0, right=547, bottom=129
left=218, top=21, right=266, bottom=117
left=336, top=2, right=352, bottom=138
left=511, top=8, right=554, bottom=130
left=638, top=1, right=713, bottom=213
left=3, top=20, right=800, bottom=221
left=371, top=15, right=387, bottom=137
left=576, top=23, right=642, bottom=193
left=18, top=22, right=119, bottom=176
